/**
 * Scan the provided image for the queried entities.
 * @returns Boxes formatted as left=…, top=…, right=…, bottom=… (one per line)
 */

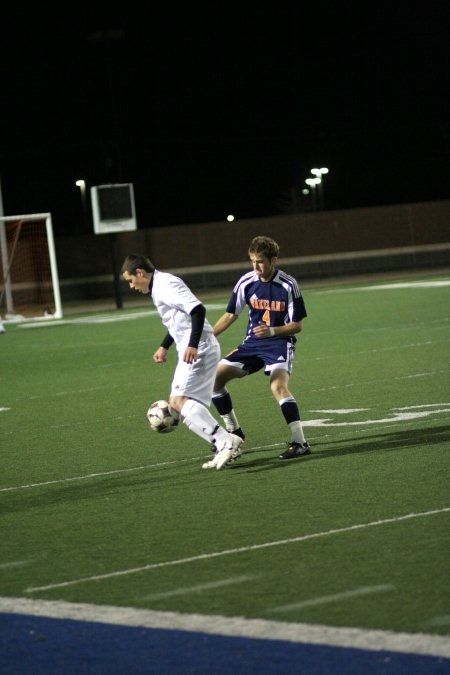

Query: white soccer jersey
left=150, top=270, right=214, bottom=347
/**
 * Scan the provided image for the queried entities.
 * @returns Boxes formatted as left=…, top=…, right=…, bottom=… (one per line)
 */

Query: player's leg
left=169, top=339, right=243, bottom=469
left=268, top=367, right=311, bottom=460
left=212, top=362, right=247, bottom=439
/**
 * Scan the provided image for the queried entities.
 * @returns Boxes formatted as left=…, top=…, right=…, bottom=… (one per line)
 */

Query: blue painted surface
left=0, top=613, right=448, bottom=675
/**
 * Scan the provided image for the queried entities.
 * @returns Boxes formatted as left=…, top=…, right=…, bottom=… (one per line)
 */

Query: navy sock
left=212, top=389, right=233, bottom=415
left=280, top=398, right=300, bottom=424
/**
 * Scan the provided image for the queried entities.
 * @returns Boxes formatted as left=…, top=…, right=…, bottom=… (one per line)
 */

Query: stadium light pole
left=311, top=168, right=329, bottom=210
left=76, top=179, right=89, bottom=232
left=305, top=177, right=320, bottom=211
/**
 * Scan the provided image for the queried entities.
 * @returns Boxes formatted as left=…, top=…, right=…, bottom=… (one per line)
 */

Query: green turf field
left=1, top=274, right=449, bottom=638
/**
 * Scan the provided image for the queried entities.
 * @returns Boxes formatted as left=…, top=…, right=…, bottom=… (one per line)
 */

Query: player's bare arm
left=153, top=346, right=168, bottom=362
left=213, top=312, right=238, bottom=336
left=252, top=320, right=303, bottom=339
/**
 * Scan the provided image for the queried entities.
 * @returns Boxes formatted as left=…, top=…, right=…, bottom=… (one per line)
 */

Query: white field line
left=0, top=560, right=34, bottom=570
left=425, top=615, right=450, bottom=627
left=25, top=507, right=450, bottom=593
left=319, top=280, right=450, bottom=293
left=16, top=304, right=224, bottom=328
left=308, top=368, right=450, bottom=393
left=0, top=440, right=289, bottom=493
left=1, top=365, right=448, bottom=412
left=1, top=596, right=449, bottom=659
left=312, top=341, right=434, bottom=360
left=303, top=407, right=450, bottom=427
left=270, top=585, right=395, bottom=612
left=1, top=408, right=449, bottom=493
left=141, top=575, right=258, bottom=601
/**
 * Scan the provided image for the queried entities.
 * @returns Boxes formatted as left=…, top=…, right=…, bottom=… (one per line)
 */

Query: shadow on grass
left=0, top=465, right=199, bottom=515
left=2, top=425, right=448, bottom=508
left=232, top=423, right=450, bottom=472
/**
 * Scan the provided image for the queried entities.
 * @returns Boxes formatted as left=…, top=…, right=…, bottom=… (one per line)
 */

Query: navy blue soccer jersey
left=226, top=269, right=307, bottom=345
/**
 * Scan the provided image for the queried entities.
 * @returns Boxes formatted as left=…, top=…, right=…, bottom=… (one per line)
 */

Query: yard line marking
left=309, top=367, right=450, bottom=392
left=0, top=410, right=447, bottom=493
left=0, top=560, right=34, bottom=570
left=17, top=304, right=224, bottom=328
left=25, top=507, right=450, bottom=593
left=425, top=615, right=450, bottom=627
left=395, top=403, right=450, bottom=409
left=3, top=367, right=448, bottom=407
left=0, top=441, right=300, bottom=493
left=303, top=406, right=450, bottom=427
left=320, top=280, right=450, bottom=293
left=0, top=461, right=195, bottom=493
left=313, top=341, right=434, bottom=360
left=310, top=409, right=369, bottom=414
left=1, top=596, right=449, bottom=658
left=141, top=575, right=258, bottom=601
left=270, top=585, right=395, bottom=612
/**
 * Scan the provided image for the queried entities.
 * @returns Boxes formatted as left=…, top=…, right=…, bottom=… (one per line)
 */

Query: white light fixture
left=311, top=167, right=329, bottom=177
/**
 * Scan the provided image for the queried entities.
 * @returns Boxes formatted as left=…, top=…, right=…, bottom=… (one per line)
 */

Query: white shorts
left=170, top=334, right=220, bottom=407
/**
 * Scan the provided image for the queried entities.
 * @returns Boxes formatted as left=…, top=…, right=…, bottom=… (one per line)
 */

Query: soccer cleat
left=202, top=448, right=232, bottom=470
left=216, top=433, right=244, bottom=469
left=210, top=427, right=245, bottom=454
left=279, top=441, right=311, bottom=460
left=202, top=456, right=219, bottom=469
left=203, top=433, right=244, bottom=470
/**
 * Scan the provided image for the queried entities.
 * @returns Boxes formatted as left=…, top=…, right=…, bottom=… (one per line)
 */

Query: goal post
left=0, top=213, right=63, bottom=321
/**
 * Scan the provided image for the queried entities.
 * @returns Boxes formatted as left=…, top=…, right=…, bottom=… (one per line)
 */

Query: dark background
left=1, top=2, right=448, bottom=235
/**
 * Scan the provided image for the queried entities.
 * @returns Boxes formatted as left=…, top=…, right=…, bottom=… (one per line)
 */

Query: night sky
left=1, top=2, right=448, bottom=235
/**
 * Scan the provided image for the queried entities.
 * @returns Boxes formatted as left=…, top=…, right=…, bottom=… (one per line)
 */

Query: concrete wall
left=55, top=199, right=450, bottom=299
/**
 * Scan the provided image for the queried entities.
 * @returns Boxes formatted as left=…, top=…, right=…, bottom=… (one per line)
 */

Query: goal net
left=0, top=213, right=63, bottom=321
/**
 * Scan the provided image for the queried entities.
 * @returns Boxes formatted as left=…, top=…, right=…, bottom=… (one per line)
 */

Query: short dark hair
left=248, top=236, right=279, bottom=259
left=121, top=254, right=155, bottom=275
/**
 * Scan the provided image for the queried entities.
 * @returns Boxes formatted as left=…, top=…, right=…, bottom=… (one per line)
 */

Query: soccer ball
left=147, top=400, right=180, bottom=434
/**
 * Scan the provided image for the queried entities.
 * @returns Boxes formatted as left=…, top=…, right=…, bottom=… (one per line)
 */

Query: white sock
left=289, top=421, right=306, bottom=444
left=221, top=411, right=240, bottom=432
left=183, top=417, right=212, bottom=442
left=181, top=399, right=229, bottom=445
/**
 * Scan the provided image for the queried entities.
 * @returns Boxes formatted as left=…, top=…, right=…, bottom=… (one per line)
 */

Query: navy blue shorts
left=219, top=339, right=295, bottom=375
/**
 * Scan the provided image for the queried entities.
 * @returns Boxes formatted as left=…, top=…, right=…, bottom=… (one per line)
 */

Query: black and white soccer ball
left=147, top=400, right=180, bottom=434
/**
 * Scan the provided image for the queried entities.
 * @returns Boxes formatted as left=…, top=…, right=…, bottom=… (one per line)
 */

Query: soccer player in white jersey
left=211, top=236, right=311, bottom=460
left=121, top=254, right=243, bottom=470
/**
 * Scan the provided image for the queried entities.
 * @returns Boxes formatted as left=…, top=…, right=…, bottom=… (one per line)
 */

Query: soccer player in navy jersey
left=211, top=236, right=311, bottom=460
left=121, top=254, right=243, bottom=470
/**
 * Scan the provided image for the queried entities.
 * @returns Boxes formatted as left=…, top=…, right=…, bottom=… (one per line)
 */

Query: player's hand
left=183, top=346, right=198, bottom=363
left=153, top=347, right=167, bottom=363
left=252, top=321, right=272, bottom=338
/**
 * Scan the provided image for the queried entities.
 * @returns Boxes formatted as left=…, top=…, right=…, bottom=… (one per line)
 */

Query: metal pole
left=45, top=214, right=63, bottom=319
left=0, top=178, right=14, bottom=314
left=109, top=232, right=123, bottom=309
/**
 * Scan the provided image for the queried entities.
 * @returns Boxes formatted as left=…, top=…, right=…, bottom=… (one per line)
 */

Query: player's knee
left=169, top=395, right=187, bottom=413
left=214, top=365, right=233, bottom=389
left=270, top=380, right=289, bottom=399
